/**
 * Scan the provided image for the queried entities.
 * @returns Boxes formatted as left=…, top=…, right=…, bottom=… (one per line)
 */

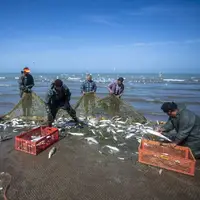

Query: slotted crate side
left=139, top=150, right=195, bottom=176
left=35, top=129, right=59, bottom=154
left=138, top=139, right=196, bottom=176
left=15, top=127, right=59, bottom=155
left=141, top=139, right=187, bottom=158
left=15, top=138, right=37, bottom=155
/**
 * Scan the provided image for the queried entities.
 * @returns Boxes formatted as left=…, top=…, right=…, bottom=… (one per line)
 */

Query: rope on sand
left=0, top=172, right=11, bottom=200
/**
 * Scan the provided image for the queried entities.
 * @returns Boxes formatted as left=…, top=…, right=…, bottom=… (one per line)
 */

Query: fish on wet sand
left=0, top=135, right=13, bottom=142
left=125, top=133, right=135, bottom=139
left=48, top=147, right=56, bottom=159
left=85, top=137, right=99, bottom=144
left=105, top=145, right=120, bottom=152
left=68, top=132, right=84, bottom=136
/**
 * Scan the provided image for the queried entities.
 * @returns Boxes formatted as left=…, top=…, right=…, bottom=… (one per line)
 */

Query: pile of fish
left=0, top=118, right=41, bottom=130
left=0, top=115, right=170, bottom=160
left=53, top=115, right=170, bottom=159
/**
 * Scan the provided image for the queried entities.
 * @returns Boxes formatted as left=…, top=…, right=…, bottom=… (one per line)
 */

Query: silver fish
left=68, top=132, right=84, bottom=136
left=105, top=145, right=120, bottom=152
left=125, top=133, right=135, bottom=139
left=99, top=124, right=108, bottom=128
left=85, top=137, right=99, bottom=144
left=110, top=124, right=116, bottom=128
left=0, top=135, right=13, bottom=142
left=111, top=129, right=116, bottom=134
left=145, top=129, right=171, bottom=141
left=113, top=136, right=118, bottom=141
left=100, top=120, right=111, bottom=123
left=118, top=143, right=126, bottom=146
left=116, top=130, right=124, bottom=133
left=117, top=121, right=127, bottom=124
left=91, top=129, right=96, bottom=135
left=48, top=147, right=56, bottom=159
left=118, top=157, right=125, bottom=161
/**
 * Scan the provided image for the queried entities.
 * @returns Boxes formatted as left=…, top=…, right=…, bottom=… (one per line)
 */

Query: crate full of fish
left=15, top=126, right=59, bottom=155
left=138, top=139, right=196, bottom=176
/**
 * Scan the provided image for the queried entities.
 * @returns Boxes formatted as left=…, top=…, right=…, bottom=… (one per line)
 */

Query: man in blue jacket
left=160, top=102, right=200, bottom=158
left=45, top=79, right=79, bottom=126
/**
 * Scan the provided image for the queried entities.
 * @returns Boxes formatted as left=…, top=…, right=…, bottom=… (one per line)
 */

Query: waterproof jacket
left=45, top=83, right=71, bottom=107
left=19, top=73, right=34, bottom=93
left=163, top=105, right=200, bottom=158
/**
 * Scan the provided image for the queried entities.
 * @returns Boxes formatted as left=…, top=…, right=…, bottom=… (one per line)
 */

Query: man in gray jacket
left=160, top=102, right=200, bottom=158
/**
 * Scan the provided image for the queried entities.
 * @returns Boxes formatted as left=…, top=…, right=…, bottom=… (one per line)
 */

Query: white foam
left=0, top=84, right=10, bottom=87
left=163, top=79, right=185, bottom=82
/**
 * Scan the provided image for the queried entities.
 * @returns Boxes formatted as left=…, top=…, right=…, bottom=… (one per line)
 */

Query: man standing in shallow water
left=107, top=77, right=124, bottom=114
left=81, top=74, right=97, bottom=115
left=107, top=77, right=124, bottom=98
left=19, top=67, right=34, bottom=116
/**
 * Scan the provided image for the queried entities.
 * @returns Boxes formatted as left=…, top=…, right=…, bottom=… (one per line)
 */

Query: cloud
left=87, top=15, right=121, bottom=27
left=125, top=3, right=200, bottom=17
left=184, top=39, right=200, bottom=44
left=126, top=5, right=171, bottom=16
left=132, top=41, right=177, bottom=47
left=113, top=39, right=200, bottom=48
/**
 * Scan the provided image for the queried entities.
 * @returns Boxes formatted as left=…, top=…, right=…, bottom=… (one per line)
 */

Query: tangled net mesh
left=2, top=92, right=147, bottom=124
left=74, top=93, right=147, bottom=123
left=2, top=92, right=48, bottom=122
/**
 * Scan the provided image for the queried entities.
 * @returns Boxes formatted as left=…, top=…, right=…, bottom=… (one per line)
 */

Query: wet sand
left=1, top=135, right=200, bottom=200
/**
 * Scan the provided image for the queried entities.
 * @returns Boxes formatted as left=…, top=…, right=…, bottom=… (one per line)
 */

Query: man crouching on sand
left=159, top=102, right=200, bottom=159
left=45, top=79, right=79, bottom=126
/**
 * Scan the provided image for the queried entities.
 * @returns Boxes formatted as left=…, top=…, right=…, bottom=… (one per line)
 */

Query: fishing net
left=74, top=93, right=147, bottom=123
left=74, top=92, right=101, bottom=116
left=2, top=92, right=48, bottom=122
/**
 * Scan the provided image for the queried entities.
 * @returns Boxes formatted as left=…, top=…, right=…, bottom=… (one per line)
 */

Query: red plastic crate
left=15, top=126, right=59, bottom=155
left=138, top=139, right=196, bottom=176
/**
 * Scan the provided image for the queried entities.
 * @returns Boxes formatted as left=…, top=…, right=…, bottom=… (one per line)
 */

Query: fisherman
left=107, top=77, right=124, bottom=98
left=107, top=77, right=124, bottom=115
left=45, top=79, right=79, bottom=126
left=81, top=74, right=97, bottom=115
left=159, top=102, right=200, bottom=158
left=19, top=67, right=34, bottom=116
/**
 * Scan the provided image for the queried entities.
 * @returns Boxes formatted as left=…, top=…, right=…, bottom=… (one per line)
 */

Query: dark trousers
left=48, top=102, right=77, bottom=126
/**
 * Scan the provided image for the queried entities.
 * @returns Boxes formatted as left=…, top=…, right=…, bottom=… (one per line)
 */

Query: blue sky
left=0, top=0, right=199, bottom=73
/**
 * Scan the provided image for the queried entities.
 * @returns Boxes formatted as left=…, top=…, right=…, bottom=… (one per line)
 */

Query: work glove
left=23, top=87, right=32, bottom=93
left=20, top=85, right=25, bottom=90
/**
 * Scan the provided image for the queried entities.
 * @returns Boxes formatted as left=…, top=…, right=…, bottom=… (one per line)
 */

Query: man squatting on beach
left=81, top=74, right=97, bottom=115
left=45, top=79, right=79, bottom=126
left=159, top=102, right=200, bottom=158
